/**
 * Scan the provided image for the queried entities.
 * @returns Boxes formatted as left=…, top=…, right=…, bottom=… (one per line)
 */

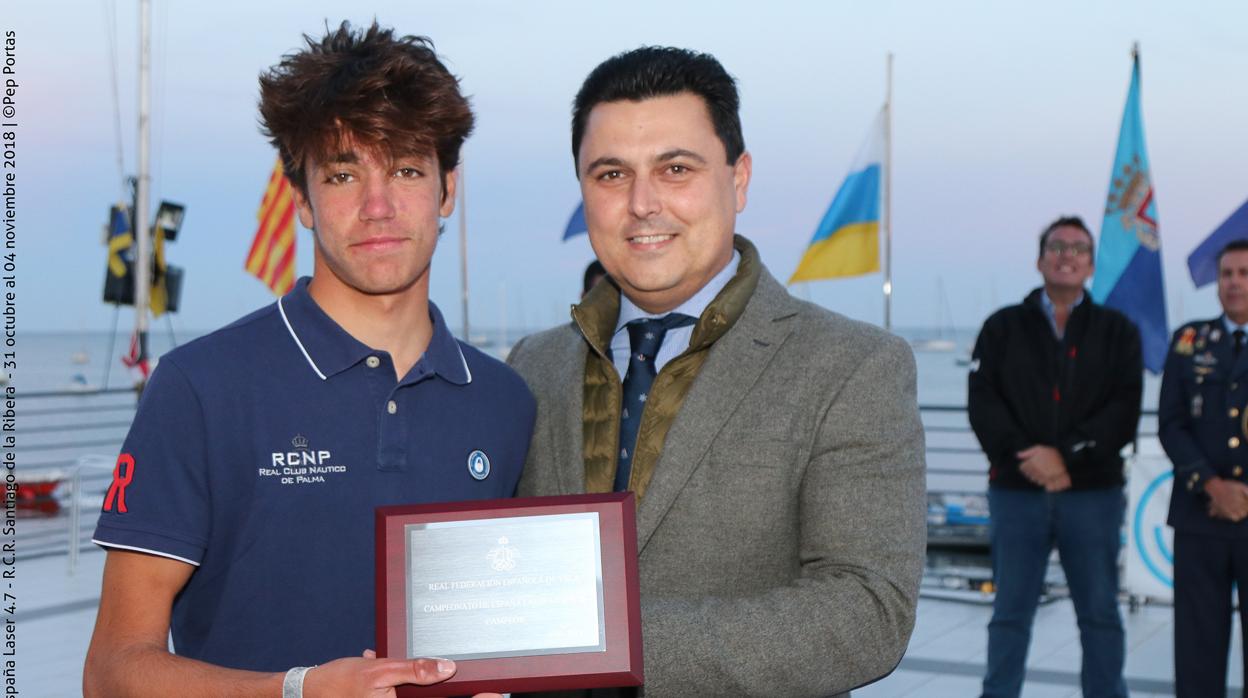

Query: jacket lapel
left=635, top=271, right=798, bottom=550
left=555, top=334, right=590, bottom=495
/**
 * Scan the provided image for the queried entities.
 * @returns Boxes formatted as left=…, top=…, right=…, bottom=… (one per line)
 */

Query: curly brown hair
left=258, top=21, right=474, bottom=200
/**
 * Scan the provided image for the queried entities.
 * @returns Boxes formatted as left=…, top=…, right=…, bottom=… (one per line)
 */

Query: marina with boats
left=8, top=330, right=1213, bottom=696
left=9, top=2, right=1248, bottom=694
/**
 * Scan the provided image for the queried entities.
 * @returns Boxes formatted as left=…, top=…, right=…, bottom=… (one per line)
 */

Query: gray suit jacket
left=508, top=268, right=926, bottom=697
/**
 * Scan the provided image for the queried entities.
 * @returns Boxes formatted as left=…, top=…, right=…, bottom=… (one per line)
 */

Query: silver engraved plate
left=405, top=512, right=606, bottom=660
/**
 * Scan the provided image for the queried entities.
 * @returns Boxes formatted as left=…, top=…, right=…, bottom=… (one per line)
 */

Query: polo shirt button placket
left=377, top=390, right=407, bottom=471
left=366, top=356, right=381, bottom=369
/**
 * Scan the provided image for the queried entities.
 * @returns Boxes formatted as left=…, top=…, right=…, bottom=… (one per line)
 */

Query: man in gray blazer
left=509, top=47, right=926, bottom=697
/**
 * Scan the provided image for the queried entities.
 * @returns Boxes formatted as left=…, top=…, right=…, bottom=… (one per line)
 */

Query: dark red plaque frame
left=376, top=492, right=643, bottom=697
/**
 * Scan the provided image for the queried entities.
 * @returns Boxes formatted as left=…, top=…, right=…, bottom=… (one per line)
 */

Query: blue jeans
left=981, top=486, right=1127, bottom=698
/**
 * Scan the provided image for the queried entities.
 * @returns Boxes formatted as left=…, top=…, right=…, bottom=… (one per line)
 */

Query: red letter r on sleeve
left=103, top=453, right=135, bottom=513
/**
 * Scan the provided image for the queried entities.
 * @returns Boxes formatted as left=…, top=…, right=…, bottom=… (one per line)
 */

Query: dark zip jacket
left=968, top=287, right=1143, bottom=490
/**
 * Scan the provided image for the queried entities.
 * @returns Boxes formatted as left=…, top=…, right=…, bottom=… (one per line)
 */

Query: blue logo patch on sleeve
left=467, top=450, right=490, bottom=480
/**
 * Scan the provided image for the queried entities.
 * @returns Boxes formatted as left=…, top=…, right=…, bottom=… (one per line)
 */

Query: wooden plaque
left=376, top=492, right=643, bottom=696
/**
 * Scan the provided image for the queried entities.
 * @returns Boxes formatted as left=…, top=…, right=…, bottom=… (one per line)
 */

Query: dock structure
left=11, top=389, right=1238, bottom=696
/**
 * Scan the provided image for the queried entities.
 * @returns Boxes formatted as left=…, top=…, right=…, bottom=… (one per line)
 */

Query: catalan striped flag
left=790, top=109, right=884, bottom=283
left=245, top=158, right=297, bottom=295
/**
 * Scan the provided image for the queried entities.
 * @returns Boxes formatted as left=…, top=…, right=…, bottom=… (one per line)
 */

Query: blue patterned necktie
left=615, top=313, right=697, bottom=491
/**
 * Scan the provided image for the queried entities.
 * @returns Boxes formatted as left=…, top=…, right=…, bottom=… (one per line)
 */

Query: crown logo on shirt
left=291, top=434, right=309, bottom=450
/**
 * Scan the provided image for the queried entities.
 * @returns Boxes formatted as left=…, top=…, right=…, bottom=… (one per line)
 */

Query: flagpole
left=134, top=0, right=152, bottom=376
left=458, top=162, right=470, bottom=341
left=882, top=52, right=893, bottom=331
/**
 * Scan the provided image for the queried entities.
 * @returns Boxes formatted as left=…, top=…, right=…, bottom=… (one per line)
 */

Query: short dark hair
left=258, top=21, right=474, bottom=199
left=571, top=46, right=744, bottom=173
left=1038, top=216, right=1094, bottom=260
left=1217, top=239, right=1248, bottom=267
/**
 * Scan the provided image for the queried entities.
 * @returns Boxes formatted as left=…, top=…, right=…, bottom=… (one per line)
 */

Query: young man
left=83, top=22, right=532, bottom=697
left=509, top=47, right=925, bottom=697
left=968, top=216, right=1142, bottom=698
left=1159, top=239, right=1248, bottom=698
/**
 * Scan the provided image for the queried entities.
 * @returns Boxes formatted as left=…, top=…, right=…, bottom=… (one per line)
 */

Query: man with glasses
left=968, top=216, right=1142, bottom=698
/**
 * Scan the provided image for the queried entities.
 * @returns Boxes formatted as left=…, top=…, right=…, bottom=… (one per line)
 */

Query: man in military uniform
left=1159, top=238, right=1248, bottom=698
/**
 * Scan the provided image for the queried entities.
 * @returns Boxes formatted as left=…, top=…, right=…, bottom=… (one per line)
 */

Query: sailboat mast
left=133, top=0, right=152, bottom=364
left=882, top=52, right=893, bottom=331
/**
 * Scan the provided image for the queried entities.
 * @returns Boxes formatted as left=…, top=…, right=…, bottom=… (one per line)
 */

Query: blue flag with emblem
left=562, top=202, right=587, bottom=240
left=1186, top=198, right=1248, bottom=288
left=1090, top=47, right=1168, bottom=374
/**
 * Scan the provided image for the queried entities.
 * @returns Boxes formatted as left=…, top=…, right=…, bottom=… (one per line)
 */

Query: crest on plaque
left=487, top=536, right=519, bottom=572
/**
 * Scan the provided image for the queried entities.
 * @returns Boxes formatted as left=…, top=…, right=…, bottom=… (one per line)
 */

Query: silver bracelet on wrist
left=282, top=665, right=314, bottom=698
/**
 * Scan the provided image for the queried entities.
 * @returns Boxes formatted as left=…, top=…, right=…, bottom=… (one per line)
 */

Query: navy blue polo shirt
left=93, top=278, right=535, bottom=671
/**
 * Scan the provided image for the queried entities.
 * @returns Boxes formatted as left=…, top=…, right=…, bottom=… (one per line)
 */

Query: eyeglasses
left=1044, top=241, right=1092, bottom=257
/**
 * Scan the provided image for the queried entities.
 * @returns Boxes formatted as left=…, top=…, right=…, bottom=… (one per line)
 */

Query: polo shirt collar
left=277, top=277, right=472, bottom=385
left=419, top=302, right=473, bottom=386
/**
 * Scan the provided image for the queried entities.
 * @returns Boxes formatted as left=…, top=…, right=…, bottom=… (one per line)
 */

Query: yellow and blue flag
left=790, top=109, right=884, bottom=283
left=1090, top=50, right=1168, bottom=373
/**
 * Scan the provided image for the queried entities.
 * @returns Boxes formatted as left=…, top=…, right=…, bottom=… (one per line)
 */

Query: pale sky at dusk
left=9, top=0, right=1248, bottom=334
